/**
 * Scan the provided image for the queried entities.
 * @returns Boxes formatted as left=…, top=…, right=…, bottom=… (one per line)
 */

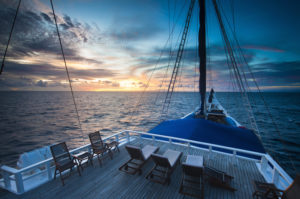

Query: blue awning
left=148, top=118, right=265, bottom=154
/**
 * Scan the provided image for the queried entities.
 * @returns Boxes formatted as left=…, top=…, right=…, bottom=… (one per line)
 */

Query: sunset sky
left=0, top=0, right=299, bottom=91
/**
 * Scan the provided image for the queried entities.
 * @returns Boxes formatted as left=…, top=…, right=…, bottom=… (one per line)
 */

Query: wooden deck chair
left=204, top=166, right=236, bottom=191
left=253, top=174, right=300, bottom=199
left=179, top=163, right=204, bottom=198
left=146, top=149, right=182, bottom=185
left=89, top=131, right=113, bottom=166
left=50, top=142, right=81, bottom=186
left=119, top=145, right=159, bottom=175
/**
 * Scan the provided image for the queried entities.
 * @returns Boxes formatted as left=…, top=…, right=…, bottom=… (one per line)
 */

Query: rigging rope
left=127, top=1, right=189, bottom=131
left=219, top=1, right=258, bottom=113
left=213, top=0, right=259, bottom=134
left=154, top=2, right=189, bottom=105
left=218, top=0, right=256, bottom=124
left=237, top=44, right=298, bottom=173
left=161, top=0, right=196, bottom=119
left=216, top=0, right=297, bottom=173
left=0, top=0, right=22, bottom=75
left=50, top=0, right=85, bottom=144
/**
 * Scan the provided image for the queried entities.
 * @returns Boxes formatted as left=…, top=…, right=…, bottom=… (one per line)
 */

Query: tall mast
left=199, top=0, right=206, bottom=115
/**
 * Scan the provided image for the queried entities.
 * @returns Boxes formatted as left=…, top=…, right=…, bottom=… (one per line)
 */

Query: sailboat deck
left=0, top=138, right=265, bottom=199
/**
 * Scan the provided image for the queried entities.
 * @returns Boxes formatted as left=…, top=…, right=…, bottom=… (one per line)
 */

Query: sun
left=119, top=80, right=139, bottom=89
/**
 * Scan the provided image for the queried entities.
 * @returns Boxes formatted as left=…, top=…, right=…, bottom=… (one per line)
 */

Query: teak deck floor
left=0, top=138, right=265, bottom=199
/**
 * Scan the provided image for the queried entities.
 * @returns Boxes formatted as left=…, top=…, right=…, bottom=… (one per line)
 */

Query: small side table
left=185, top=155, right=203, bottom=168
left=180, top=155, right=204, bottom=198
left=73, top=152, right=93, bottom=171
left=106, top=140, right=120, bottom=152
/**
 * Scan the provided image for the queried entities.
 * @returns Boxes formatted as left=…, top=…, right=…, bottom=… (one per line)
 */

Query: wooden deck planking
left=0, top=138, right=265, bottom=199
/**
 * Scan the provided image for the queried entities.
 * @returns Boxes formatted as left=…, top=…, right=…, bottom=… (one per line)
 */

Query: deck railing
left=0, top=130, right=293, bottom=195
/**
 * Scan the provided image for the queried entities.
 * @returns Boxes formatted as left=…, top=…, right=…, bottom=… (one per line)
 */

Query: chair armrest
left=210, top=166, right=233, bottom=179
left=71, top=155, right=78, bottom=162
left=265, top=188, right=283, bottom=198
left=269, top=187, right=284, bottom=193
left=257, top=182, right=282, bottom=191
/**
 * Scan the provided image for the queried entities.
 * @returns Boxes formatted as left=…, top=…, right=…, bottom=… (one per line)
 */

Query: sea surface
left=0, top=91, right=299, bottom=177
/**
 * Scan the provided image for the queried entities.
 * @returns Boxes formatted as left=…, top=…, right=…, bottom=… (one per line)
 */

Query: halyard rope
left=0, top=0, right=22, bottom=75
left=50, top=0, right=85, bottom=144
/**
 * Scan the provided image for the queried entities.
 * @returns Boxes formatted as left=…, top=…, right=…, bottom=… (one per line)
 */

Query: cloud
left=0, top=4, right=99, bottom=62
left=40, top=12, right=53, bottom=24
left=0, top=59, right=116, bottom=90
left=0, top=76, right=34, bottom=88
left=98, top=80, right=120, bottom=87
left=1, top=0, right=298, bottom=92
left=0, top=76, right=66, bottom=89
left=129, top=44, right=255, bottom=76
left=61, top=15, right=74, bottom=29
left=242, top=45, right=284, bottom=53
left=36, top=80, right=48, bottom=87
left=250, top=61, right=300, bottom=85
left=0, top=1, right=109, bottom=91
left=3, top=61, right=115, bottom=80
left=135, top=42, right=299, bottom=91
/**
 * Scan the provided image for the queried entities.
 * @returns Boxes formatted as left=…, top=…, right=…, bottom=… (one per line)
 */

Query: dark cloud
left=98, top=80, right=120, bottom=87
left=69, top=68, right=115, bottom=80
left=0, top=76, right=69, bottom=90
left=129, top=45, right=239, bottom=74
left=0, top=76, right=34, bottom=88
left=3, top=61, right=115, bottom=80
left=61, top=15, right=74, bottom=29
left=0, top=3, right=105, bottom=89
left=132, top=42, right=299, bottom=90
left=0, top=59, right=116, bottom=90
left=40, top=12, right=53, bottom=24
left=36, top=80, right=48, bottom=87
left=242, top=45, right=284, bottom=53
left=250, top=61, right=300, bottom=85
left=0, top=5, right=95, bottom=60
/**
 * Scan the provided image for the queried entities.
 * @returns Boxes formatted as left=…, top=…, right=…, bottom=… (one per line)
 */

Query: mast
left=199, top=0, right=206, bottom=115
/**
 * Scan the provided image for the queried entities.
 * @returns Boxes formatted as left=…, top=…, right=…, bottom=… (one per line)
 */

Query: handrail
left=1, top=165, right=19, bottom=174
left=265, top=154, right=293, bottom=185
left=0, top=129, right=293, bottom=194
left=9, top=132, right=126, bottom=174
left=125, top=129, right=293, bottom=188
left=125, top=130, right=265, bottom=157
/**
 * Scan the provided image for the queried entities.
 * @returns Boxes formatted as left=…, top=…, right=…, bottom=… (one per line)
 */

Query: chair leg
left=138, top=168, right=142, bottom=175
left=179, top=174, right=184, bottom=194
left=252, top=192, right=257, bottom=199
left=201, top=176, right=204, bottom=199
left=89, top=154, right=94, bottom=166
left=108, top=149, right=113, bottom=160
left=59, top=171, right=65, bottom=186
left=69, top=168, right=72, bottom=177
left=165, top=168, right=170, bottom=185
left=54, top=169, right=57, bottom=179
left=77, top=165, right=81, bottom=176
left=97, top=154, right=102, bottom=166
left=146, top=164, right=157, bottom=180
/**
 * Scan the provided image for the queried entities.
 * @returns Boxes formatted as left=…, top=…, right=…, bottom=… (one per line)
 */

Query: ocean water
left=0, top=91, right=299, bottom=177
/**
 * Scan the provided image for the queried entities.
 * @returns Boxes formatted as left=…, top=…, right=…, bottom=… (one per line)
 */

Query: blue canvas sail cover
left=148, top=118, right=265, bottom=154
